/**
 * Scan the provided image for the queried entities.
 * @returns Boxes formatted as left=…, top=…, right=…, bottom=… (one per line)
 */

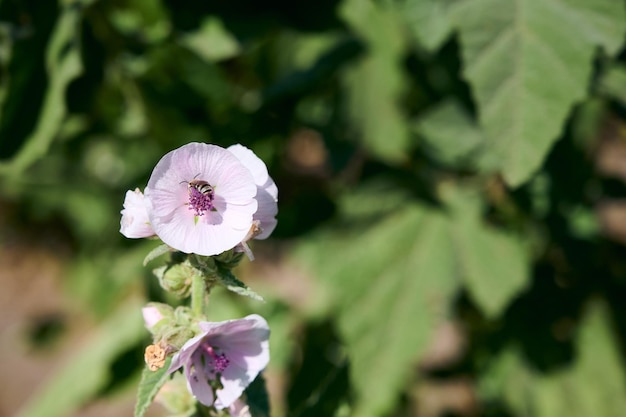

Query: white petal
left=120, top=189, right=155, bottom=238
left=227, top=144, right=270, bottom=186
left=214, top=363, right=250, bottom=409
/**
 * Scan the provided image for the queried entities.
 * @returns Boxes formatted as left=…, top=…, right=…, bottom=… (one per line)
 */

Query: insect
left=181, top=175, right=214, bottom=196
left=187, top=179, right=214, bottom=196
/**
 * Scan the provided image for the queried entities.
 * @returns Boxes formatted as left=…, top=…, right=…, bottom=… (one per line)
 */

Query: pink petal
left=181, top=143, right=257, bottom=204
left=174, top=316, right=270, bottom=410
left=253, top=188, right=278, bottom=240
left=199, top=315, right=270, bottom=374
left=141, top=306, right=163, bottom=330
left=168, top=333, right=207, bottom=373
left=185, top=360, right=215, bottom=407
left=262, top=178, right=279, bottom=202
left=213, top=316, right=270, bottom=408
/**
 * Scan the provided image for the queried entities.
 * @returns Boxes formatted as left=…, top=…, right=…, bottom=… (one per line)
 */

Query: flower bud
left=155, top=263, right=199, bottom=298
left=142, top=302, right=174, bottom=334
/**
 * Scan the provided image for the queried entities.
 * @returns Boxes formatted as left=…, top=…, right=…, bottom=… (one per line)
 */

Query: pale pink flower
left=144, top=143, right=258, bottom=256
left=142, top=305, right=164, bottom=331
left=120, top=188, right=155, bottom=238
left=167, top=314, right=270, bottom=409
left=227, top=145, right=278, bottom=240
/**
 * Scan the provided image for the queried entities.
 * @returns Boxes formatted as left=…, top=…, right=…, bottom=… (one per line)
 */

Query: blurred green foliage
left=2, top=0, right=626, bottom=416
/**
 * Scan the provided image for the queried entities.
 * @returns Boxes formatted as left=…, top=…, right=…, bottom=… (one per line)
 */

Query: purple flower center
left=202, top=344, right=230, bottom=374
left=187, top=181, right=215, bottom=216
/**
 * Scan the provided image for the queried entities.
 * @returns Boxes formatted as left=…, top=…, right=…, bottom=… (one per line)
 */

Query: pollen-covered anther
left=187, top=183, right=215, bottom=216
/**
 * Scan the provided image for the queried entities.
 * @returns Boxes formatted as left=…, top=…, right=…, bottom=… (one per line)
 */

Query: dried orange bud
left=144, top=343, right=166, bottom=371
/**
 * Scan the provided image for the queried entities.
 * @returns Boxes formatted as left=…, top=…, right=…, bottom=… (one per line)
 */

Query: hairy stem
left=191, top=269, right=206, bottom=316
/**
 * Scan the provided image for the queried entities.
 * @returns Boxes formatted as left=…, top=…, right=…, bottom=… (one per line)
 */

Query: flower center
left=187, top=180, right=215, bottom=216
left=202, top=344, right=230, bottom=374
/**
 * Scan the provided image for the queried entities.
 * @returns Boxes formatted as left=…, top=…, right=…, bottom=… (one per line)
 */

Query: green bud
left=157, top=263, right=197, bottom=298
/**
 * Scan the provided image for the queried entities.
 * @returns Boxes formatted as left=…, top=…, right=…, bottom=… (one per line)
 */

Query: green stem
left=191, top=269, right=206, bottom=316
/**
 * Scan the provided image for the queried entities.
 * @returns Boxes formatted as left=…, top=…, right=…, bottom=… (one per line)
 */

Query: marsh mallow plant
left=121, top=142, right=277, bottom=417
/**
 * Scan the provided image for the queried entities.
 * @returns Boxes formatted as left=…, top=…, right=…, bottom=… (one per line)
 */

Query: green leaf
left=444, top=187, right=530, bottom=318
left=479, top=300, right=626, bottom=417
left=297, top=204, right=459, bottom=417
left=0, top=2, right=88, bottom=177
left=108, top=0, right=170, bottom=44
left=414, top=99, right=496, bottom=170
left=17, top=299, right=146, bottom=417
left=295, top=181, right=532, bottom=415
left=134, top=357, right=172, bottom=417
left=599, top=63, right=626, bottom=105
left=340, top=0, right=411, bottom=162
left=216, top=267, right=265, bottom=302
left=399, top=0, right=454, bottom=52
left=453, top=0, right=626, bottom=187
left=180, top=16, right=241, bottom=63
left=143, top=243, right=172, bottom=266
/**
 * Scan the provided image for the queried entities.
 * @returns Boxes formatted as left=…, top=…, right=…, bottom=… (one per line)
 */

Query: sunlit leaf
left=180, top=16, right=240, bottom=63
left=399, top=0, right=454, bottom=52
left=453, top=0, right=626, bottom=186
left=134, top=357, right=172, bottom=417
left=217, top=268, right=265, bottom=302
left=17, top=299, right=146, bottom=417
left=143, top=244, right=172, bottom=266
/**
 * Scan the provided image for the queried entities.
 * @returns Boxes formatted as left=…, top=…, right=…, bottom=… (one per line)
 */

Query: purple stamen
left=203, top=344, right=230, bottom=374
left=188, top=186, right=214, bottom=216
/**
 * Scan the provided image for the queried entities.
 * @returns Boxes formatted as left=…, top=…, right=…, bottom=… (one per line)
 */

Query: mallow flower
left=120, top=188, right=155, bottom=238
left=167, top=314, right=270, bottom=409
left=144, top=142, right=259, bottom=257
